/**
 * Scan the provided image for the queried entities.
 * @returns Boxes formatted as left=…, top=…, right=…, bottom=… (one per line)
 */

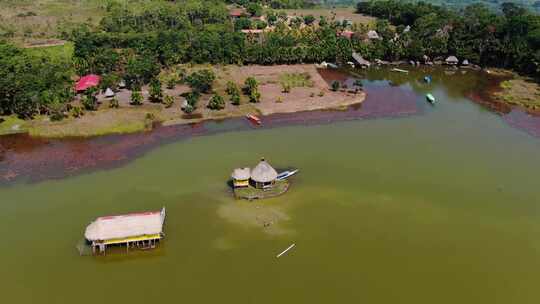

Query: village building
left=367, top=30, right=381, bottom=40
left=231, top=167, right=250, bottom=188
left=231, top=158, right=278, bottom=190
left=84, top=207, right=166, bottom=254
left=250, top=158, right=278, bottom=189
left=229, top=8, right=245, bottom=19
left=446, top=56, right=459, bottom=65
left=338, top=30, right=354, bottom=39
left=75, top=74, right=100, bottom=92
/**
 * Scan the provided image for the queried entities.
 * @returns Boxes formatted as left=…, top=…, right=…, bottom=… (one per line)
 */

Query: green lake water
left=1, top=68, right=540, bottom=303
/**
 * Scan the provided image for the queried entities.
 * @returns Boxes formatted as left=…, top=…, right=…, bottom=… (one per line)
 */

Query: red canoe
left=246, top=114, right=261, bottom=125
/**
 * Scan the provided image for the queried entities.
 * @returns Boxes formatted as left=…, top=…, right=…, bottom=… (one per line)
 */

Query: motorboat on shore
left=276, top=169, right=299, bottom=181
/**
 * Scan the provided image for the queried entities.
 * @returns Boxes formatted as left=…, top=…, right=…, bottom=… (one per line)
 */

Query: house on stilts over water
left=84, top=207, right=166, bottom=254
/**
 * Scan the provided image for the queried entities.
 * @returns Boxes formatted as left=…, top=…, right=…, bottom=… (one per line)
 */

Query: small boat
left=426, top=93, right=436, bottom=104
left=246, top=114, right=261, bottom=125
left=424, top=75, right=432, bottom=83
left=276, top=169, right=299, bottom=181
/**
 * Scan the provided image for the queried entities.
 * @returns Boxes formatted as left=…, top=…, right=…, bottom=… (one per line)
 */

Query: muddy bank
left=0, top=82, right=419, bottom=184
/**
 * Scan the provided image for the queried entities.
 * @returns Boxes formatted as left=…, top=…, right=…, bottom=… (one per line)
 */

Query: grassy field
left=495, top=78, right=540, bottom=110
left=0, top=0, right=108, bottom=46
left=283, top=7, right=375, bottom=25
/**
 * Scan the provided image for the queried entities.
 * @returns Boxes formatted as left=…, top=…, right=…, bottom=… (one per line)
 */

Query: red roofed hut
left=339, top=30, right=354, bottom=39
left=75, top=74, right=101, bottom=92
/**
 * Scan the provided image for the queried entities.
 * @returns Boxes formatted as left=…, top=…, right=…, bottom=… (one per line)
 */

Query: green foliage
left=243, top=77, right=261, bottom=102
left=163, top=95, right=175, bottom=108
left=81, top=87, right=98, bottom=111
left=246, top=3, right=263, bottom=17
left=303, top=15, right=316, bottom=25
left=125, top=55, right=160, bottom=89
left=100, top=73, right=120, bottom=92
left=183, top=91, right=201, bottom=108
left=0, top=41, right=73, bottom=118
left=149, top=78, right=163, bottom=103
left=109, top=97, right=119, bottom=109
left=208, top=94, right=225, bottom=110
left=130, top=90, right=143, bottom=106
left=226, top=81, right=242, bottom=105
left=355, top=0, right=540, bottom=78
left=244, top=77, right=259, bottom=95
left=331, top=81, right=341, bottom=92
left=48, top=99, right=67, bottom=121
left=71, top=106, right=84, bottom=118
left=186, top=69, right=216, bottom=93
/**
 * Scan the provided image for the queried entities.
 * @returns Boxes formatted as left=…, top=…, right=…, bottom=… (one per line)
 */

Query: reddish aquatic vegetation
left=0, top=84, right=420, bottom=184
left=503, top=110, right=540, bottom=138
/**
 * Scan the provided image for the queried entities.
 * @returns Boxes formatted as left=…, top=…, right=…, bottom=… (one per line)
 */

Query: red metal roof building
left=75, top=74, right=101, bottom=92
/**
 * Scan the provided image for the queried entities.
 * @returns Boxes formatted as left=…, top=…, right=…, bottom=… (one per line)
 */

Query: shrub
left=182, top=91, right=200, bottom=109
left=186, top=69, right=215, bottom=93
left=149, top=78, right=163, bottom=103
left=208, top=94, right=225, bottom=110
left=48, top=100, right=67, bottom=121
left=81, top=87, right=98, bottom=110
left=244, top=77, right=259, bottom=95
left=249, top=90, right=261, bottom=103
left=130, top=91, right=143, bottom=105
left=331, top=81, right=341, bottom=91
left=109, top=97, right=119, bottom=109
left=230, top=93, right=241, bottom=105
left=71, top=106, right=84, bottom=118
left=163, top=95, right=174, bottom=108
left=318, top=90, right=325, bottom=97
left=276, top=96, right=283, bottom=103
left=282, top=83, right=291, bottom=93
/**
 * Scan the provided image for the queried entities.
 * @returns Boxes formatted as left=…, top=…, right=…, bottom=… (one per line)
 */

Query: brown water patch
left=0, top=82, right=420, bottom=184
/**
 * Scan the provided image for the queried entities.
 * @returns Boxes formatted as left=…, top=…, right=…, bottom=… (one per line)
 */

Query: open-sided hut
left=231, top=167, right=250, bottom=188
left=84, top=207, right=166, bottom=254
left=250, top=158, right=278, bottom=189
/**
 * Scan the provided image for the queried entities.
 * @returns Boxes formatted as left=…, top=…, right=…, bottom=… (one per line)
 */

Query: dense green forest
left=1, top=0, right=539, bottom=119
left=356, top=0, right=540, bottom=74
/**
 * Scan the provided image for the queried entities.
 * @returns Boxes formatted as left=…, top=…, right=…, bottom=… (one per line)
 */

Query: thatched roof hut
left=251, top=158, right=278, bottom=183
left=446, top=56, right=459, bottom=65
left=367, top=30, right=381, bottom=40
left=232, top=167, right=250, bottom=180
left=85, top=208, right=166, bottom=242
left=105, top=88, right=115, bottom=98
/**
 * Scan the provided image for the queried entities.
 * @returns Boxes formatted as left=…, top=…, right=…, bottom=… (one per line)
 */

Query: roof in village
left=339, top=30, right=354, bottom=39
left=446, top=56, right=459, bottom=63
left=229, top=8, right=245, bottom=17
left=232, top=167, right=251, bottom=180
left=251, top=158, right=278, bottom=183
left=75, top=74, right=100, bottom=92
left=241, top=29, right=264, bottom=34
left=85, top=208, right=166, bottom=241
left=367, top=30, right=380, bottom=40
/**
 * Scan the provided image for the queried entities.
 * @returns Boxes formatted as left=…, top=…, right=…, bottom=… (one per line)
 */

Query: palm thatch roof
left=446, top=56, right=459, bottom=64
left=232, top=167, right=251, bottom=180
left=250, top=158, right=278, bottom=183
left=85, top=208, right=166, bottom=241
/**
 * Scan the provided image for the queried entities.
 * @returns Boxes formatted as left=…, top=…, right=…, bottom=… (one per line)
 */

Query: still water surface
left=1, top=68, right=539, bottom=303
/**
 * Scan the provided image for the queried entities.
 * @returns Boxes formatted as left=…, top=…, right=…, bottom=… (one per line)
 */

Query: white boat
left=276, top=169, right=299, bottom=181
